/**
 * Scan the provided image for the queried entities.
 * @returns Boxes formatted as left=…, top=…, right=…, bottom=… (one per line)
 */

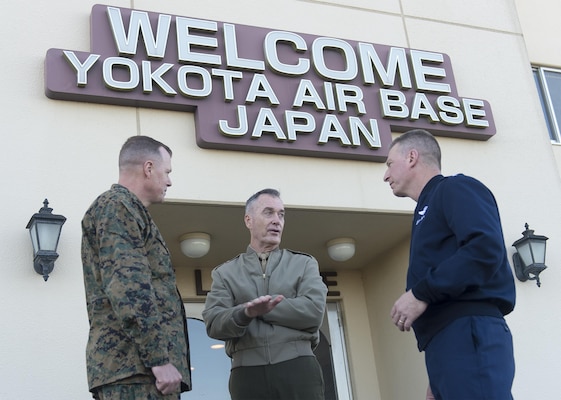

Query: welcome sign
left=45, top=4, right=495, bottom=162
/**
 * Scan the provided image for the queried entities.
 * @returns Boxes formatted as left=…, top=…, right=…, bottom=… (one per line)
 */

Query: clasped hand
left=152, top=363, right=182, bottom=395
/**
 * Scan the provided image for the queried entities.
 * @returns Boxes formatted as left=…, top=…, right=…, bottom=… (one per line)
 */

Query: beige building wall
left=363, top=239, right=427, bottom=400
left=515, top=0, right=561, bottom=171
left=2, top=1, right=561, bottom=399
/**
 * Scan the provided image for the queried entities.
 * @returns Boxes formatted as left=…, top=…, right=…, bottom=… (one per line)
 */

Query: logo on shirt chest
left=415, top=205, right=429, bottom=226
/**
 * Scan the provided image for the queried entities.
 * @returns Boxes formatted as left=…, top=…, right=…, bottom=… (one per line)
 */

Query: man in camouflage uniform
left=81, top=136, right=191, bottom=399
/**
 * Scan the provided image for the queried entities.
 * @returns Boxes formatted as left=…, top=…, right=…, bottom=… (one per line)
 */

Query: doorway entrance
left=182, top=302, right=353, bottom=399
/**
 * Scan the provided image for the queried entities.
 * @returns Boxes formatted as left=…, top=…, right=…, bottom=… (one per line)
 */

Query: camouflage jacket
left=81, top=184, right=191, bottom=393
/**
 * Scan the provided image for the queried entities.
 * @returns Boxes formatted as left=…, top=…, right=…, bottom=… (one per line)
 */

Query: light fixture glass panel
left=516, top=241, right=533, bottom=267
left=29, top=224, right=39, bottom=255
left=530, top=240, right=546, bottom=264
left=37, top=222, right=61, bottom=251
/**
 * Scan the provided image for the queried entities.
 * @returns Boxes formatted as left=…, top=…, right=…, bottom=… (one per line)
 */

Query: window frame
left=533, top=66, right=561, bottom=143
left=325, top=301, right=354, bottom=400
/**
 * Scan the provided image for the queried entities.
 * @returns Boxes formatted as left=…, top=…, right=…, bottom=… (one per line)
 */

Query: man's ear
left=244, top=214, right=251, bottom=229
left=143, top=160, right=153, bottom=177
left=408, top=149, right=419, bottom=166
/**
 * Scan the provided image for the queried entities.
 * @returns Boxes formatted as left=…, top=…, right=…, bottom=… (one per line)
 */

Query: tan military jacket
left=203, top=246, right=327, bottom=368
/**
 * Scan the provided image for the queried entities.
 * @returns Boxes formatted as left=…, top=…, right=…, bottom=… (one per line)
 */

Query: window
left=533, top=67, right=561, bottom=143
left=321, top=302, right=353, bottom=400
left=181, top=317, right=231, bottom=399
left=183, top=302, right=353, bottom=400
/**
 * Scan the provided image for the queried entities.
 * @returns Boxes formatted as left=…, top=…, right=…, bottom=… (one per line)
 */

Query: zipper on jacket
left=259, top=253, right=268, bottom=280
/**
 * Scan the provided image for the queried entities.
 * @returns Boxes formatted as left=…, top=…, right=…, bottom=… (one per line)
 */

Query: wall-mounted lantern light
left=26, top=199, right=66, bottom=281
left=512, top=223, right=548, bottom=287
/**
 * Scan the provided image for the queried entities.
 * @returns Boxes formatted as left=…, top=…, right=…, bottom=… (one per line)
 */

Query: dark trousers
left=229, top=356, right=325, bottom=400
left=425, top=316, right=515, bottom=400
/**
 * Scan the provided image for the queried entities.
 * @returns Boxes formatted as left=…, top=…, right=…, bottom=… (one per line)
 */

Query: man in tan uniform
left=203, top=188, right=327, bottom=400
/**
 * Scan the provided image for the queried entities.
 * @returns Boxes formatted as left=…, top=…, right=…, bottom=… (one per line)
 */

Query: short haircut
left=118, top=136, right=172, bottom=169
left=390, top=129, right=441, bottom=169
left=245, top=188, right=281, bottom=214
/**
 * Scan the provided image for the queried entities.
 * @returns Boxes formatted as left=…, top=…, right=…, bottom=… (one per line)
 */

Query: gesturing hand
left=244, top=295, right=285, bottom=318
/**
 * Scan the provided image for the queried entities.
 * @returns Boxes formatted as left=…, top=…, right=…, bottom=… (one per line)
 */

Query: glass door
left=182, top=302, right=352, bottom=399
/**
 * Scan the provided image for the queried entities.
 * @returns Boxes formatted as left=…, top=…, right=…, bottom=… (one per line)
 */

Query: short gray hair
left=245, top=188, right=281, bottom=214
left=390, top=129, right=441, bottom=169
left=119, top=136, right=172, bottom=169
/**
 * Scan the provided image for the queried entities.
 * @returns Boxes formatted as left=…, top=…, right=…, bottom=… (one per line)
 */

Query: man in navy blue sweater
left=383, top=129, right=516, bottom=400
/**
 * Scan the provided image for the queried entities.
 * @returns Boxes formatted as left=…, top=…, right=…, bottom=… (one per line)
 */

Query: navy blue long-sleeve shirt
left=409, top=174, right=515, bottom=350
